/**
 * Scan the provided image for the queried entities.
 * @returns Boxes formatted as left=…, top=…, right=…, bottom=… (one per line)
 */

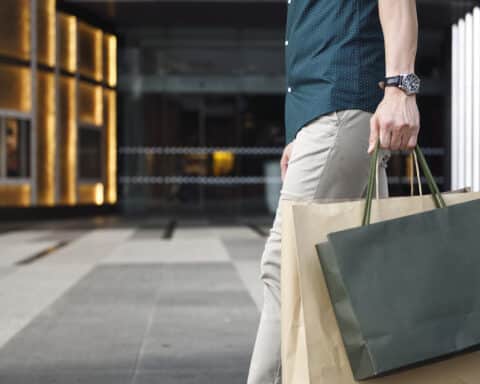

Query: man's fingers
left=407, top=134, right=418, bottom=150
left=379, top=123, right=392, bottom=149
left=399, top=132, right=410, bottom=151
left=390, top=125, right=407, bottom=151
left=368, top=116, right=380, bottom=153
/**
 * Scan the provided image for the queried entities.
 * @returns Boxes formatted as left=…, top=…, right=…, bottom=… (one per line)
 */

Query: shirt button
left=285, top=40, right=289, bottom=46
left=287, top=87, right=292, bottom=93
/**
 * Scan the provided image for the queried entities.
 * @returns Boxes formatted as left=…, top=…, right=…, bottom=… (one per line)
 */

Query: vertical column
left=55, top=10, right=60, bottom=203
left=30, top=0, right=37, bottom=204
left=465, top=13, right=473, bottom=189
left=473, top=7, right=480, bottom=192
left=458, top=18, right=466, bottom=188
left=451, top=24, right=458, bottom=190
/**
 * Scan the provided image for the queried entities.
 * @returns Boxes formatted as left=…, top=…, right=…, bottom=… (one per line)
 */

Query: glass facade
left=0, top=0, right=470, bottom=213
left=0, top=1, right=117, bottom=207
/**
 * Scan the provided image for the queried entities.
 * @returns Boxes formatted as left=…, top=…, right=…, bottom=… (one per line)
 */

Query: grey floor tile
left=102, top=238, right=230, bottom=264
left=138, top=306, right=256, bottom=372
left=34, top=230, right=88, bottom=243
left=0, top=267, right=14, bottom=280
left=136, top=263, right=258, bottom=374
left=222, top=238, right=266, bottom=261
left=0, top=259, right=259, bottom=383
left=155, top=263, right=252, bottom=296
left=131, top=229, right=166, bottom=240
left=133, top=369, right=247, bottom=384
left=0, top=371, right=133, bottom=384
left=0, top=266, right=162, bottom=374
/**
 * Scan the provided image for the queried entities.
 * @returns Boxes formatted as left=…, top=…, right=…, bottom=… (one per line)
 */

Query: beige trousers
left=247, top=110, right=390, bottom=384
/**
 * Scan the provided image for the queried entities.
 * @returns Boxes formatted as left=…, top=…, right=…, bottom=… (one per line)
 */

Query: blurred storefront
left=0, top=0, right=117, bottom=208
left=0, top=0, right=477, bottom=216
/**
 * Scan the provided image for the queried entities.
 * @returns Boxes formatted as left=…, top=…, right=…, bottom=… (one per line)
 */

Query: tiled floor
left=0, top=219, right=268, bottom=383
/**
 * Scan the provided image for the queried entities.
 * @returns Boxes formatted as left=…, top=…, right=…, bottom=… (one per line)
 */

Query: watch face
left=401, top=73, right=421, bottom=94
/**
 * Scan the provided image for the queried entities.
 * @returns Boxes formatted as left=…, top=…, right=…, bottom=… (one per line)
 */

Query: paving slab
left=0, top=371, right=132, bottom=384
left=0, top=230, right=55, bottom=245
left=135, top=263, right=258, bottom=376
left=102, top=238, right=230, bottom=264
left=0, top=266, right=160, bottom=374
left=222, top=238, right=265, bottom=310
left=0, top=241, right=59, bottom=266
left=39, top=229, right=135, bottom=265
left=0, top=267, right=15, bottom=280
left=0, top=230, right=134, bottom=348
left=0, top=228, right=260, bottom=384
left=133, top=369, right=247, bottom=384
left=173, top=226, right=259, bottom=240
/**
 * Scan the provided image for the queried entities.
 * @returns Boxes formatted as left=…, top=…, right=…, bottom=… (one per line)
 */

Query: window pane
left=79, top=127, right=102, bottom=180
left=6, top=118, right=30, bottom=178
left=0, top=0, right=30, bottom=61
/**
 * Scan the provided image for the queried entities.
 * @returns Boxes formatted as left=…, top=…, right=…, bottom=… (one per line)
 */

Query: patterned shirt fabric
left=284, top=0, right=386, bottom=143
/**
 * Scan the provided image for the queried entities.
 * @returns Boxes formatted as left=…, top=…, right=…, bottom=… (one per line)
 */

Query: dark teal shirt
left=285, top=0, right=385, bottom=143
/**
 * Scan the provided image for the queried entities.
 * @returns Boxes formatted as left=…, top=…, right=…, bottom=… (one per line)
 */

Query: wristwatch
left=378, top=73, right=421, bottom=95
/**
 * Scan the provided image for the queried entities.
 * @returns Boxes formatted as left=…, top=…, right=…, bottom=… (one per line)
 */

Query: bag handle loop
left=362, top=143, right=446, bottom=226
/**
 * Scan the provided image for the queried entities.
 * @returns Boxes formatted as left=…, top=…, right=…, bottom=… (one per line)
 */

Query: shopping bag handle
left=362, top=143, right=446, bottom=226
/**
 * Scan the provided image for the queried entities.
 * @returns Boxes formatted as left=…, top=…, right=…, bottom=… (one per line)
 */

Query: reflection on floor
left=0, top=218, right=269, bottom=384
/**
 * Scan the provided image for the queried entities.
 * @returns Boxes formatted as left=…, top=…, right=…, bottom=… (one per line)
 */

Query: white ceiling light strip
left=473, top=7, right=480, bottom=192
left=452, top=7, right=480, bottom=191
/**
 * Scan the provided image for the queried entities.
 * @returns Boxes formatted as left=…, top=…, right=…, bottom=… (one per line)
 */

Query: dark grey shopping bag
left=316, top=146, right=480, bottom=380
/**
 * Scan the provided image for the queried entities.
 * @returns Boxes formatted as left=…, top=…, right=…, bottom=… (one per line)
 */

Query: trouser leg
left=247, top=110, right=389, bottom=384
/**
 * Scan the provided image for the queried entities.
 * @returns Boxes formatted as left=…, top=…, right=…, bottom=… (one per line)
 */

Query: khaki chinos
left=247, top=109, right=390, bottom=384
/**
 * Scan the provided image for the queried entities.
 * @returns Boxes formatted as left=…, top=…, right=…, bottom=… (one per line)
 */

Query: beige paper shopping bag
left=281, top=192, right=480, bottom=384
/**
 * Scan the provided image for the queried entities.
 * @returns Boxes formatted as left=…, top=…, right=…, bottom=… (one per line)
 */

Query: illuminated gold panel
left=78, top=183, right=104, bottom=205
left=37, top=0, right=56, bottom=67
left=103, top=34, right=117, bottom=87
left=78, top=22, right=103, bottom=82
left=37, top=71, right=56, bottom=206
left=59, top=76, right=77, bottom=205
left=104, top=90, right=117, bottom=204
left=0, top=64, right=31, bottom=113
left=0, top=184, right=31, bottom=207
left=0, top=0, right=30, bottom=61
left=58, top=13, right=77, bottom=74
left=79, top=82, right=103, bottom=126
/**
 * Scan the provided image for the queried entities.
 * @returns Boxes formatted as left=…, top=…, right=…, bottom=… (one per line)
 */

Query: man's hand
left=280, top=141, right=295, bottom=181
left=368, top=87, right=420, bottom=153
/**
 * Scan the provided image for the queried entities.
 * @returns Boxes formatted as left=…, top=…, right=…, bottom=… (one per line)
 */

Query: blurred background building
left=0, top=0, right=477, bottom=217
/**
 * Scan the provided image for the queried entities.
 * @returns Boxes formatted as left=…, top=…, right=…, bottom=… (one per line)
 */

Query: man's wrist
left=383, top=86, right=415, bottom=99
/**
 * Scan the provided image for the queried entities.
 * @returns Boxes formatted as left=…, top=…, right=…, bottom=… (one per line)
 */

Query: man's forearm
left=378, top=0, right=418, bottom=77
left=368, top=0, right=420, bottom=153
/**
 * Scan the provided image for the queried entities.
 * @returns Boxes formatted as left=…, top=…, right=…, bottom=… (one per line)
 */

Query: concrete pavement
left=0, top=219, right=268, bottom=383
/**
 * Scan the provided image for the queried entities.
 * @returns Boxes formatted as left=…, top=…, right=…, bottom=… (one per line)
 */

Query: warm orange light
left=78, top=183, right=104, bottom=205
left=59, top=76, right=77, bottom=205
left=78, top=22, right=103, bottom=82
left=0, top=64, right=31, bottom=113
left=104, top=90, right=117, bottom=204
left=79, top=82, right=103, bottom=126
left=37, top=71, right=56, bottom=206
left=37, top=0, right=56, bottom=67
left=0, top=184, right=31, bottom=207
left=213, top=151, right=235, bottom=176
left=104, top=34, right=117, bottom=87
left=59, top=13, right=77, bottom=73
left=0, top=0, right=31, bottom=61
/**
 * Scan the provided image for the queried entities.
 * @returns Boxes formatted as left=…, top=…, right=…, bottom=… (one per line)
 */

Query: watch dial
left=402, top=74, right=421, bottom=94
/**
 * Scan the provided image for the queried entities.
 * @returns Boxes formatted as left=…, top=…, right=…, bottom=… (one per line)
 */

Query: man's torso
left=284, top=0, right=385, bottom=143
